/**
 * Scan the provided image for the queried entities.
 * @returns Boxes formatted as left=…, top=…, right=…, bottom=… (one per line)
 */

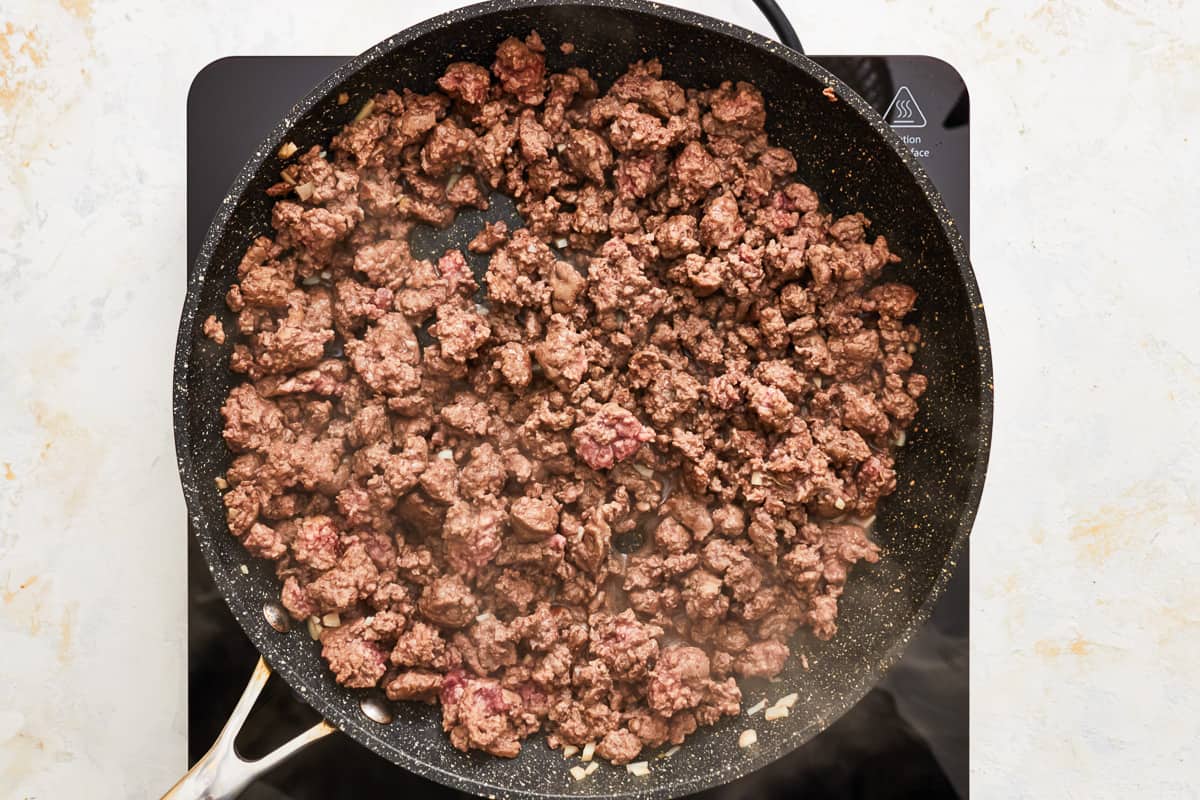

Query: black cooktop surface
left=186, top=53, right=969, bottom=800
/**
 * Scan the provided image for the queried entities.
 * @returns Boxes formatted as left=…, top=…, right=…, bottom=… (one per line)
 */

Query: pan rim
left=174, top=0, right=993, bottom=797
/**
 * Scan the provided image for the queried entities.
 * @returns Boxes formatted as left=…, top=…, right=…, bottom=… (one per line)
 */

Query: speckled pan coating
left=173, top=0, right=993, bottom=797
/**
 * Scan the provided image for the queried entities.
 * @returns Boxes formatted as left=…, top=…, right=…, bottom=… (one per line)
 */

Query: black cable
left=751, top=0, right=804, bottom=53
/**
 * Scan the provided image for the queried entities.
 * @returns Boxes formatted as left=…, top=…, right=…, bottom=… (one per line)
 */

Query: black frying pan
left=170, top=0, right=992, bottom=797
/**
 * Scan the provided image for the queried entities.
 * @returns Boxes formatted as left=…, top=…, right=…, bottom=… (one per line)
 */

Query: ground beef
left=647, top=646, right=714, bottom=716
left=734, top=638, right=790, bottom=678
left=320, top=619, right=388, bottom=688
left=203, top=314, right=226, bottom=344
left=572, top=403, right=654, bottom=470
left=596, top=727, right=643, bottom=765
left=419, top=575, right=479, bottom=628
left=438, top=62, right=491, bottom=106
left=441, top=672, right=525, bottom=757
left=468, top=220, right=509, bottom=253
left=385, top=669, right=443, bottom=703
left=216, top=34, right=924, bottom=763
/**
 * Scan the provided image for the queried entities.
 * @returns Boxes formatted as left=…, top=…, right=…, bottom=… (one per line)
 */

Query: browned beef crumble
left=203, top=314, right=226, bottom=344
left=217, top=32, right=925, bottom=762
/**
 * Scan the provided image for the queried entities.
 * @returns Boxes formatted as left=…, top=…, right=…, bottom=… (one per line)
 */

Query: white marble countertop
left=1, top=0, right=1197, bottom=796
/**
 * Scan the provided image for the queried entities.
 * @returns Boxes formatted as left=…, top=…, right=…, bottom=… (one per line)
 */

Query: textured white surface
left=0, top=0, right=1196, bottom=797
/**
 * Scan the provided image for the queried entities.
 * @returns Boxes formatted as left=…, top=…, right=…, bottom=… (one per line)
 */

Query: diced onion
left=437, top=449, right=454, bottom=460
left=632, top=463, right=654, bottom=479
left=626, top=762, right=650, bottom=777
left=745, top=699, right=767, bottom=716
left=776, top=692, right=799, bottom=710
left=764, top=706, right=789, bottom=722
left=555, top=143, right=567, bottom=153
left=562, top=745, right=579, bottom=759
left=214, top=477, right=229, bottom=490
left=322, top=612, right=341, bottom=628
left=569, top=765, right=588, bottom=781
left=834, top=497, right=846, bottom=510
left=750, top=472, right=764, bottom=486
left=584, top=761, right=599, bottom=776
left=302, top=275, right=321, bottom=286
left=295, top=181, right=315, bottom=202
left=660, top=745, right=681, bottom=759
left=239, top=564, right=249, bottom=575
left=277, top=141, right=299, bottom=159
left=738, top=729, right=758, bottom=748
left=307, top=617, right=323, bottom=640
left=353, top=99, right=376, bottom=122
left=581, top=742, right=596, bottom=762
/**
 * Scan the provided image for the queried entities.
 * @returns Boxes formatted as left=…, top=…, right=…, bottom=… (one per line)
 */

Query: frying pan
left=168, top=0, right=992, bottom=797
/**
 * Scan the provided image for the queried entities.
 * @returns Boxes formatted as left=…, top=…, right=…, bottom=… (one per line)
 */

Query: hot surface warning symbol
left=884, top=86, right=926, bottom=128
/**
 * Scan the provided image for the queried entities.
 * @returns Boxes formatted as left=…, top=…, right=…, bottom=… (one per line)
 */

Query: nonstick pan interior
left=174, top=1, right=992, bottom=797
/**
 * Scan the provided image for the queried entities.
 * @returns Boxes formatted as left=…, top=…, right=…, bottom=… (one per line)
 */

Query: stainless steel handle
left=160, top=657, right=336, bottom=800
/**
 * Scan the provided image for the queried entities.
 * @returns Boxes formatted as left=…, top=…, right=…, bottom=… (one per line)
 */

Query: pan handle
left=751, top=0, right=804, bottom=53
left=160, top=658, right=336, bottom=800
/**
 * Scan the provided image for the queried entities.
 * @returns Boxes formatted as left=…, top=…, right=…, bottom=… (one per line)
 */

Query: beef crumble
left=216, top=33, right=924, bottom=762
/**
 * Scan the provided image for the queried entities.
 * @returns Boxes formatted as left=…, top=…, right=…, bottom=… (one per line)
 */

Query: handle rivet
left=263, top=601, right=291, bottom=633
left=359, top=693, right=394, bottom=725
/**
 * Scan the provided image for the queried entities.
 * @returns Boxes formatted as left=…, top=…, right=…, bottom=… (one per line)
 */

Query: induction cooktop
left=186, top=52, right=969, bottom=800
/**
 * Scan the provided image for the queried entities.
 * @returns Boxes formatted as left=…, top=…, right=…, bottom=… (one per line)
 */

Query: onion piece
left=353, top=99, right=376, bottom=122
